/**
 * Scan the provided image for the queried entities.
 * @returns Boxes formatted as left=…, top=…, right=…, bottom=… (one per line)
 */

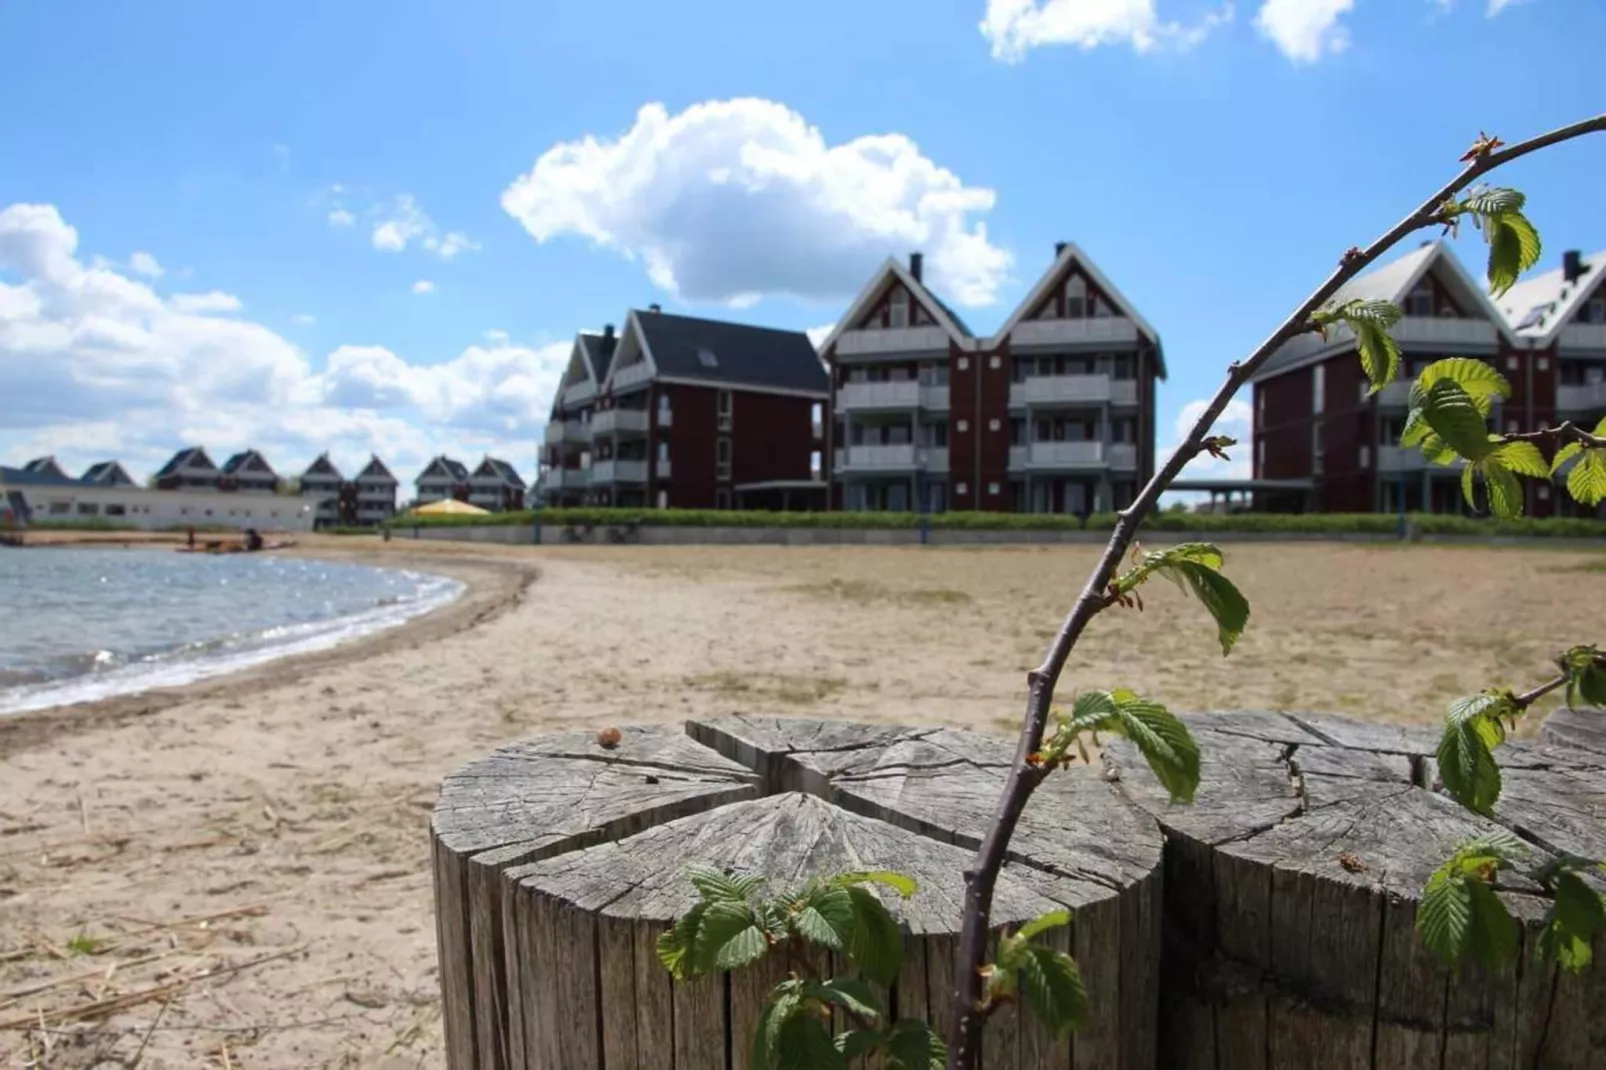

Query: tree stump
left=431, top=716, right=1165, bottom=1070
left=1104, top=709, right=1606, bottom=1069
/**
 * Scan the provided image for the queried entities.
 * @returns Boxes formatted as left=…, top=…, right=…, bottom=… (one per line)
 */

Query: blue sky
left=2, top=0, right=1604, bottom=489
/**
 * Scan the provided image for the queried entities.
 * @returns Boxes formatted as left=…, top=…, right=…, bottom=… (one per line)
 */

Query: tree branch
left=1512, top=674, right=1569, bottom=711
left=1498, top=421, right=1606, bottom=451
left=944, top=113, right=1606, bottom=1070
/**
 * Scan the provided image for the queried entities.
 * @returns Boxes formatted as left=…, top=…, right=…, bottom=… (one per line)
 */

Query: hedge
left=371, top=507, right=1606, bottom=538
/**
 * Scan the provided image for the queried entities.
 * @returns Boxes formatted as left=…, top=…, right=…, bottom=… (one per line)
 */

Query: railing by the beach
left=427, top=708, right=1606, bottom=1070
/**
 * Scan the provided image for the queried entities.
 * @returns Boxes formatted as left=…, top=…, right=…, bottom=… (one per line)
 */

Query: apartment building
left=1250, top=240, right=1605, bottom=518
left=352, top=456, right=401, bottom=525
left=816, top=245, right=1165, bottom=514
left=22, top=456, right=69, bottom=480
left=152, top=446, right=222, bottom=491
left=299, top=453, right=400, bottom=527
left=219, top=449, right=280, bottom=493
left=468, top=457, right=526, bottom=512
left=416, top=455, right=471, bottom=505
left=539, top=308, right=828, bottom=510
left=81, top=461, right=135, bottom=487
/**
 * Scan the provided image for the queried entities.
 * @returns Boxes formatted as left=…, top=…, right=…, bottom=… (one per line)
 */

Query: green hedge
left=376, top=507, right=1606, bottom=538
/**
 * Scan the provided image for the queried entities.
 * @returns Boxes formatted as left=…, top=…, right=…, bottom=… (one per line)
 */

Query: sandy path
left=1, top=537, right=1603, bottom=1067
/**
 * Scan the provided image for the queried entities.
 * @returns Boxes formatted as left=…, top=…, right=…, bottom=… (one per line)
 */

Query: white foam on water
left=0, top=569, right=465, bottom=717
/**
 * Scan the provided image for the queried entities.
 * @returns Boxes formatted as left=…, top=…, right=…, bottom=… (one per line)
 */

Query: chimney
left=1055, top=241, right=1068, bottom=258
left=909, top=252, right=923, bottom=282
left=1563, top=249, right=1587, bottom=284
left=648, top=303, right=662, bottom=314
left=602, top=323, right=615, bottom=340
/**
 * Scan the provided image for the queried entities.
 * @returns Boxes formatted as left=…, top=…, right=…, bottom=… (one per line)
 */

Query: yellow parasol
left=412, top=498, right=490, bottom=517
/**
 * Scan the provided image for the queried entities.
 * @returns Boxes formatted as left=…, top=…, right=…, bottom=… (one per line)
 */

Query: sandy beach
left=2, top=535, right=1604, bottom=1067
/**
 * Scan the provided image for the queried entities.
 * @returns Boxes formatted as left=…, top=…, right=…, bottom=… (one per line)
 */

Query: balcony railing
left=1006, top=317, right=1140, bottom=349
left=834, top=381, right=951, bottom=412
left=833, top=444, right=926, bottom=472
left=1011, top=374, right=1113, bottom=407
left=1559, top=323, right=1606, bottom=351
left=543, top=420, right=588, bottom=446
left=656, top=459, right=672, bottom=480
left=1023, top=441, right=1105, bottom=468
left=549, top=467, right=590, bottom=489
left=1271, top=316, right=1501, bottom=368
left=592, top=408, right=650, bottom=435
left=1377, top=446, right=1467, bottom=473
left=592, top=459, right=647, bottom=484
left=563, top=381, right=597, bottom=407
left=610, top=363, right=653, bottom=391
left=833, top=325, right=952, bottom=357
left=1557, top=381, right=1606, bottom=413
left=1109, top=444, right=1138, bottom=470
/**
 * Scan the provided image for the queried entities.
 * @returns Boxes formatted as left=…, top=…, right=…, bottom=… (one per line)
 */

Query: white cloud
left=501, top=98, right=1013, bottom=308
left=484, top=328, right=510, bottom=343
left=1254, top=0, right=1353, bottom=62
left=0, top=202, right=560, bottom=485
left=1487, top=0, right=1526, bottom=13
left=1162, top=398, right=1253, bottom=487
left=168, top=291, right=243, bottom=315
left=128, top=251, right=163, bottom=278
left=411, top=279, right=436, bottom=295
left=806, top=324, right=834, bottom=349
left=290, top=313, right=316, bottom=326
left=370, top=196, right=478, bottom=260
left=981, top=0, right=1234, bottom=62
left=328, top=208, right=356, bottom=228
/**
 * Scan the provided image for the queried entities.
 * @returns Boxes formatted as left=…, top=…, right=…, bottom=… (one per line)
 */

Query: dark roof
left=473, top=457, right=526, bottom=488
left=154, top=446, right=217, bottom=478
left=1, top=465, right=84, bottom=487
left=81, top=461, right=134, bottom=485
left=631, top=310, right=827, bottom=395
left=23, top=456, right=67, bottom=477
left=222, top=449, right=276, bottom=476
left=578, top=331, right=618, bottom=382
left=918, top=287, right=974, bottom=338
left=418, top=455, right=470, bottom=482
left=303, top=453, right=342, bottom=479
left=358, top=456, right=396, bottom=481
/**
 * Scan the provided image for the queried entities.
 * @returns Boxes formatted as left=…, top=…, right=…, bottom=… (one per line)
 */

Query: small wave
left=0, top=574, right=465, bottom=717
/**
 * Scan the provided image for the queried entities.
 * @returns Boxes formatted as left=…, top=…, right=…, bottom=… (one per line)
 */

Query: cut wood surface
left=431, top=716, right=1165, bottom=1070
left=1104, top=708, right=1606, bottom=1070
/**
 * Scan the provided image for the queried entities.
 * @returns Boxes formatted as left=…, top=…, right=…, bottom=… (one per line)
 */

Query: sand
left=1, top=535, right=1603, bottom=1067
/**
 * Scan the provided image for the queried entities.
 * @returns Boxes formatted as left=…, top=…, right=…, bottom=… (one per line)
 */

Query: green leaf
left=882, top=1019, right=946, bottom=1070
left=1465, top=877, right=1521, bottom=970
left=845, top=885, right=905, bottom=986
left=1417, top=379, right=1495, bottom=462
left=1418, top=867, right=1474, bottom=968
left=1351, top=316, right=1402, bottom=392
left=835, top=870, right=918, bottom=898
left=1016, top=909, right=1073, bottom=943
left=1487, top=218, right=1525, bottom=297
left=751, top=983, right=805, bottom=1070
left=1410, top=357, right=1511, bottom=411
left=656, top=902, right=707, bottom=979
left=1098, top=690, right=1202, bottom=804
left=1117, top=542, right=1249, bottom=655
left=810, top=977, right=884, bottom=1020
left=776, top=1011, right=847, bottom=1070
left=793, top=888, right=853, bottom=951
left=1492, top=440, right=1547, bottom=478
left=1567, top=452, right=1606, bottom=507
left=1437, top=699, right=1505, bottom=816
left=1114, top=541, right=1223, bottom=594
left=1551, top=440, right=1583, bottom=476
left=700, top=900, right=769, bottom=973
left=1537, top=872, right=1606, bottom=972
left=713, top=918, right=772, bottom=972
left=1063, top=690, right=1121, bottom=733
left=1481, top=462, right=1525, bottom=520
left=1018, top=944, right=1089, bottom=1038
left=835, top=1029, right=884, bottom=1061
left=687, top=865, right=767, bottom=903
left=1462, top=186, right=1526, bottom=216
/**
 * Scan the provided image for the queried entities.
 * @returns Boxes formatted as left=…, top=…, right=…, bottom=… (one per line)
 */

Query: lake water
left=0, top=548, right=464, bottom=715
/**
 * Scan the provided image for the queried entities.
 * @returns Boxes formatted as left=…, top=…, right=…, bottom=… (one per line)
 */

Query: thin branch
left=1512, top=674, right=1570, bottom=711
left=944, top=113, right=1606, bottom=1070
left=1498, top=422, right=1606, bottom=451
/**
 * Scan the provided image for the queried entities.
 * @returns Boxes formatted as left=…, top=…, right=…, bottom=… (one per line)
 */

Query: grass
left=687, top=671, right=849, bottom=705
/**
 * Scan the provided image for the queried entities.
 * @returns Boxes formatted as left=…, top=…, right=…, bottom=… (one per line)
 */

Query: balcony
left=833, top=325, right=952, bottom=358
left=563, top=381, right=597, bottom=407
left=592, top=408, right=650, bottom=436
left=1559, top=323, right=1606, bottom=351
left=1377, top=446, right=1467, bottom=473
left=833, top=444, right=936, bottom=472
left=1010, top=374, right=1113, bottom=407
left=1375, top=380, right=1414, bottom=408
left=592, top=459, right=647, bottom=484
left=1271, top=316, right=1502, bottom=370
left=834, top=382, right=952, bottom=412
left=1021, top=441, right=1106, bottom=469
left=1557, top=381, right=1606, bottom=413
left=1006, top=317, right=1140, bottom=350
left=610, top=363, right=653, bottom=391
left=543, top=420, right=588, bottom=447
left=549, top=467, right=590, bottom=489
left=1109, top=444, right=1138, bottom=471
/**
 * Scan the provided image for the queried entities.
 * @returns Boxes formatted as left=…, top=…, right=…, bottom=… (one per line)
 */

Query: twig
left=945, top=112, right=1606, bottom=1069
left=1513, top=674, right=1570, bottom=710
left=0, top=952, right=171, bottom=1004
left=129, top=995, right=170, bottom=1066
left=1498, top=421, right=1606, bottom=451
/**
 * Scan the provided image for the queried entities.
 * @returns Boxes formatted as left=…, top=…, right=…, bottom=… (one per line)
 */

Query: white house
left=1, top=466, right=316, bottom=532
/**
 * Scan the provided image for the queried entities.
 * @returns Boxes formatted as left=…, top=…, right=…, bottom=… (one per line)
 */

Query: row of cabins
left=539, top=244, right=1166, bottom=515
left=1250, top=241, right=1606, bottom=518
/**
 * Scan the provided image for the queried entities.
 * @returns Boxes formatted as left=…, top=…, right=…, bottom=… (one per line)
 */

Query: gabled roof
left=222, top=449, right=277, bottom=477
left=1254, top=241, right=1515, bottom=382
left=473, top=456, right=527, bottom=488
left=1497, top=249, right=1606, bottom=345
left=578, top=330, right=618, bottom=383
left=154, top=446, right=218, bottom=478
left=417, top=455, right=470, bottom=483
left=612, top=309, right=828, bottom=396
left=23, top=456, right=68, bottom=479
left=81, top=461, right=134, bottom=485
left=814, top=256, right=976, bottom=357
left=357, top=455, right=396, bottom=481
left=986, top=242, right=1168, bottom=379
left=302, top=452, right=343, bottom=479
left=1, top=465, right=84, bottom=488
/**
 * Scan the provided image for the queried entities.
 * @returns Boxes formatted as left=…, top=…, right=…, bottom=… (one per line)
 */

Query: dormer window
left=889, top=291, right=910, bottom=329
left=696, top=346, right=718, bottom=368
left=1405, top=281, right=1433, bottom=317
left=1039, top=299, right=1058, bottom=320
left=1064, top=277, right=1087, bottom=320
left=1585, top=296, right=1606, bottom=325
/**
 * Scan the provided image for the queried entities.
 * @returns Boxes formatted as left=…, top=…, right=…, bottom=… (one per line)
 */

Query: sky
left=2, top=0, right=1605, bottom=493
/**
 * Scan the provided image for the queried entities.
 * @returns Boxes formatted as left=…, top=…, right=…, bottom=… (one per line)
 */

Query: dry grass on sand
left=1, top=536, right=1603, bottom=1066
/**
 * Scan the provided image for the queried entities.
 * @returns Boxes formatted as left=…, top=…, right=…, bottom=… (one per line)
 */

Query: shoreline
left=0, top=539, right=540, bottom=758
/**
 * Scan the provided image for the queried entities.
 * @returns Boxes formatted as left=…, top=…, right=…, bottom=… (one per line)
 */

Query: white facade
left=2, top=480, right=317, bottom=533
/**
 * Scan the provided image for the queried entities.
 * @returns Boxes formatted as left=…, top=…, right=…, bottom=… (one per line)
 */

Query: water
left=0, top=548, right=464, bottom=715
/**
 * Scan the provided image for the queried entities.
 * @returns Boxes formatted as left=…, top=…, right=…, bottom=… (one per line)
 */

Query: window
left=989, top=355, right=1001, bottom=370
left=1257, top=390, right=1266, bottom=419
left=1506, top=418, right=1520, bottom=434
left=1538, top=357, right=1550, bottom=371
left=810, top=450, right=821, bottom=474
left=1507, top=355, right=1520, bottom=371
left=1587, top=296, right=1606, bottom=325
left=1039, top=298, right=1058, bottom=321
left=1312, top=426, right=1325, bottom=475
left=717, top=389, right=733, bottom=430
left=77, top=503, right=99, bottom=516
left=1538, top=484, right=1551, bottom=501
left=889, top=292, right=909, bottom=329
left=988, top=418, right=1001, bottom=432
left=715, top=488, right=732, bottom=510
left=696, top=347, right=719, bottom=368
left=106, top=504, right=126, bottom=516
left=988, top=482, right=1000, bottom=496
left=48, top=501, right=70, bottom=515
left=659, top=394, right=673, bottom=420
left=957, top=357, right=970, bottom=371
left=657, top=490, right=669, bottom=509
left=1064, top=277, right=1087, bottom=319
left=657, top=440, right=669, bottom=463
left=1010, top=418, right=1026, bottom=445
left=1312, top=364, right=1326, bottom=414
left=1359, top=445, right=1371, bottom=469
left=955, top=482, right=969, bottom=497
left=716, top=437, right=732, bottom=480
left=1256, top=439, right=1266, bottom=472
left=1405, top=281, right=1433, bottom=317
left=957, top=419, right=969, bottom=433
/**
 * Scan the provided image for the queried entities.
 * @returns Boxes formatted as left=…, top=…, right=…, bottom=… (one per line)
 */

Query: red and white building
left=1250, top=241, right=1605, bottom=517
left=539, top=307, right=828, bottom=510
left=816, top=245, right=1165, bottom=514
